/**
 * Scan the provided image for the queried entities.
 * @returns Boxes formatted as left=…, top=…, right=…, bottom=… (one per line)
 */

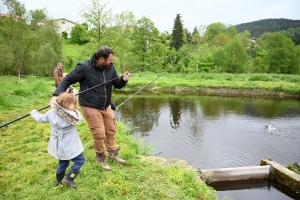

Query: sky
left=16, top=0, right=300, bottom=32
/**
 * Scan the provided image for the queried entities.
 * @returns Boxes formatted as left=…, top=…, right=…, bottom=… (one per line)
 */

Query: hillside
left=235, top=18, right=300, bottom=38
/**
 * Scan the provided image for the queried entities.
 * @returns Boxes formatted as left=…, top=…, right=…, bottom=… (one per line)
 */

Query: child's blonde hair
left=56, top=92, right=77, bottom=109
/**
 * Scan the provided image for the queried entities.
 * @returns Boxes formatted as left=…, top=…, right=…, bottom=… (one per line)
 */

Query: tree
left=190, top=43, right=213, bottom=73
left=203, top=23, right=237, bottom=47
left=202, top=22, right=227, bottom=43
left=27, top=8, right=47, bottom=30
left=159, top=31, right=172, bottom=45
left=189, top=27, right=202, bottom=73
left=131, top=16, right=163, bottom=71
left=0, top=0, right=64, bottom=76
left=29, top=8, right=46, bottom=21
left=79, top=0, right=112, bottom=43
left=1, top=0, right=26, bottom=16
left=294, top=45, right=300, bottom=74
left=224, top=40, right=248, bottom=73
left=190, top=27, right=201, bottom=46
left=71, top=24, right=90, bottom=44
left=170, top=14, right=184, bottom=51
left=250, top=56, right=269, bottom=73
left=211, top=47, right=227, bottom=72
left=110, top=11, right=136, bottom=73
left=234, top=30, right=251, bottom=49
left=31, top=20, right=64, bottom=76
left=0, top=0, right=30, bottom=75
left=258, top=32, right=297, bottom=74
left=183, top=28, right=191, bottom=44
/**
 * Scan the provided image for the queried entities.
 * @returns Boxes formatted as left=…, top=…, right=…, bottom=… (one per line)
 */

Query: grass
left=125, top=72, right=300, bottom=96
left=2, top=73, right=299, bottom=199
left=63, top=43, right=82, bottom=58
left=0, top=76, right=218, bottom=200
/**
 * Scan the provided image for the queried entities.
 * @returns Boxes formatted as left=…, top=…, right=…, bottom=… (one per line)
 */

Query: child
left=30, top=92, right=85, bottom=189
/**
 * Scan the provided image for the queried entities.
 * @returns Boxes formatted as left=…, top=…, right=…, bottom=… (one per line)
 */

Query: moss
left=286, top=163, right=300, bottom=175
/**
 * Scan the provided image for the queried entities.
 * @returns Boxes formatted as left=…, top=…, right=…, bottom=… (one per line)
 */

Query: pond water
left=113, top=92, right=300, bottom=199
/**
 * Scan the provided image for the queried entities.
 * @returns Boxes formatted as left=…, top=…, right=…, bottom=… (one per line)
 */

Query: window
left=66, top=27, right=69, bottom=30
left=62, top=21, right=65, bottom=24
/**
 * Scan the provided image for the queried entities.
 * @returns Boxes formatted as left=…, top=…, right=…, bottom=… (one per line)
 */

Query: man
left=54, top=62, right=63, bottom=88
left=62, top=73, right=74, bottom=93
left=50, top=46, right=130, bottom=171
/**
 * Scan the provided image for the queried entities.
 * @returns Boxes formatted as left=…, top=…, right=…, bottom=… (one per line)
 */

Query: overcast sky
left=17, top=0, right=300, bottom=32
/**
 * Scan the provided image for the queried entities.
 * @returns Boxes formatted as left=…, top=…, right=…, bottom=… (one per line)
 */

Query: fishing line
left=0, top=49, right=189, bottom=129
left=116, top=57, right=187, bottom=109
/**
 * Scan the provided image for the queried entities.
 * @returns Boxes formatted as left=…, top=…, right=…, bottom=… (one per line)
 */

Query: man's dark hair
left=95, top=46, right=114, bottom=60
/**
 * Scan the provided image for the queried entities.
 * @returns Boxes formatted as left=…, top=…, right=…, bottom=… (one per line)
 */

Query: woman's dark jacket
left=53, top=54, right=127, bottom=110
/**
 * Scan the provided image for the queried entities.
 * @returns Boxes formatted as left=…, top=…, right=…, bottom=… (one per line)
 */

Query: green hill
left=235, top=18, right=300, bottom=36
left=235, top=18, right=300, bottom=45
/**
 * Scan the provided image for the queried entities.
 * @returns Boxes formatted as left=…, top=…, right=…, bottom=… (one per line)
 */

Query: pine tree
left=171, top=14, right=184, bottom=51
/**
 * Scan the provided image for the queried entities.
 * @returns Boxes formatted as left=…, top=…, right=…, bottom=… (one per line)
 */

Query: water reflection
left=114, top=93, right=300, bottom=167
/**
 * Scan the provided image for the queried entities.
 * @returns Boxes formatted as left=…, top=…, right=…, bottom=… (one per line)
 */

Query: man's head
left=95, top=46, right=114, bottom=69
left=57, top=62, right=63, bottom=69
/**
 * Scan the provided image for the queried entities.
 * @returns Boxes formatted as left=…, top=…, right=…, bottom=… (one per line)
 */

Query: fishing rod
left=0, top=105, right=50, bottom=128
left=116, top=57, right=187, bottom=109
left=0, top=49, right=188, bottom=129
left=0, top=92, right=81, bottom=129
left=77, top=48, right=189, bottom=95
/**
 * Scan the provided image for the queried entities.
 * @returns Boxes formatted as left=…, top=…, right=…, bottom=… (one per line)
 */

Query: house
left=0, top=13, right=25, bottom=20
left=55, top=18, right=78, bottom=37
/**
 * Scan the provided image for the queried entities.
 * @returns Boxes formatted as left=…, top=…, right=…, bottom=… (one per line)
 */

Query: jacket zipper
left=103, top=70, right=107, bottom=110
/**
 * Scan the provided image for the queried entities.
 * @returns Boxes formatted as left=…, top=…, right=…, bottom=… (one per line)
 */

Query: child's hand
left=30, top=109, right=38, bottom=115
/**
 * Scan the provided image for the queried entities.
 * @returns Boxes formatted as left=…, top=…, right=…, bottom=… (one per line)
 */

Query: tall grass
left=0, top=76, right=217, bottom=200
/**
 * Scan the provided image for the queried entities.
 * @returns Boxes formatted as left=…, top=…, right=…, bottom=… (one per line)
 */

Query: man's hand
left=122, top=71, right=131, bottom=81
left=49, top=96, right=58, bottom=105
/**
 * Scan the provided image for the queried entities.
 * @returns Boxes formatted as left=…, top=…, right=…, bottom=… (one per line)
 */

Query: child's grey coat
left=30, top=102, right=84, bottom=160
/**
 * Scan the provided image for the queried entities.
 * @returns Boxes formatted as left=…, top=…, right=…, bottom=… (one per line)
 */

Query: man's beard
left=100, top=62, right=109, bottom=69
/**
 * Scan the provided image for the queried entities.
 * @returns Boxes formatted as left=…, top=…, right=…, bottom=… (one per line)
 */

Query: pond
left=113, top=92, right=300, bottom=200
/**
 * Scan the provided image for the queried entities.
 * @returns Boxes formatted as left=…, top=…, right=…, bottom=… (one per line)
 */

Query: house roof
left=0, top=13, right=25, bottom=20
left=55, top=18, right=78, bottom=25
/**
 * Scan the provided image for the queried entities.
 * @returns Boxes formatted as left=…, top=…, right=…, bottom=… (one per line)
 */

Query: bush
left=61, top=31, right=68, bottom=39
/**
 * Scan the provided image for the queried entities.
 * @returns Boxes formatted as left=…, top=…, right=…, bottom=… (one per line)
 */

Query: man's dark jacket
left=53, top=54, right=127, bottom=110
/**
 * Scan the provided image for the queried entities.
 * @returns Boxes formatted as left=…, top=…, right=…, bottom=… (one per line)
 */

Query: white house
left=55, top=18, right=78, bottom=37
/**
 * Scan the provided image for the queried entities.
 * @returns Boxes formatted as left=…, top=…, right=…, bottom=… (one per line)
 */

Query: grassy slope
left=63, top=43, right=82, bottom=57
left=0, top=76, right=217, bottom=200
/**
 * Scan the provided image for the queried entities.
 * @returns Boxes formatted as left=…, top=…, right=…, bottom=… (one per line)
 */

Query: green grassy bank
left=125, top=72, right=300, bottom=98
left=0, top=76, right=218, bottom=200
